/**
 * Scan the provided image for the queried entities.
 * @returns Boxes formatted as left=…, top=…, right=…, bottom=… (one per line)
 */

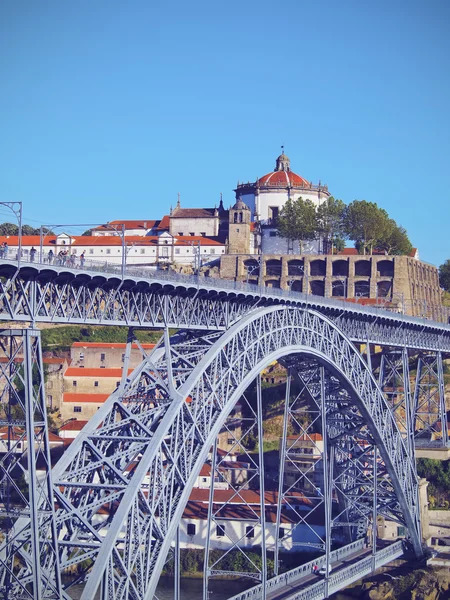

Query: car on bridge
left=318, top=564, right=332, bottom=576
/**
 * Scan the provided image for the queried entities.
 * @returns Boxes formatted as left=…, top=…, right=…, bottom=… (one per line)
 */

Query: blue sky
left=1, top=0, right=449, bottom=266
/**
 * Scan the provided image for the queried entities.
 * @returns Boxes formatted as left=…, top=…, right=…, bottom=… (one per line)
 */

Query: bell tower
left=228, top=200, right=251, bottom=254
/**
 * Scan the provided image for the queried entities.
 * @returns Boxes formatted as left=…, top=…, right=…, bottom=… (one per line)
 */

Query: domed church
left=234, top=149, right=331, bottom=225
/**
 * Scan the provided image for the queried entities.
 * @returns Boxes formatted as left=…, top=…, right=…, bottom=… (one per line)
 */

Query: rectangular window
left=79, top=352, right=84, bottom=360
left=94, top=381, right=99, bottom=387
left=246, top=526, right=254, bottom=539
left=100, top=353, right=106, bottom=361
left=140, top=249, right=145, bottom=254
left=278, top=527, right=285, bottom=538
left=270, top=231, right=277, bottom=237
left=72, top=380, right=77, bottom=387
left=122, top=353, right=125, bottom=362
left=189, top=232, right=195, bottom=236
left=227, top=438, right=233, bottom=445
left=74, top=406, right=82, bottom=413
left=210, top=249, right=215, bottom=254
left=89, top=249, right=94, bottom=254
left=187, top=523, right=196, bottom=536
left=216, top=525, right=225, bottom=537
left=100, top=365, right=105, bottom=368
left=106, top=249, right=111, bottom=254
left=200, top=232, right=206, bottom=237
left=116, top=381, right=120, bottom=387
left=175, top=248, right=180, bottom=255
left=178, top=232, right=184, bottom=236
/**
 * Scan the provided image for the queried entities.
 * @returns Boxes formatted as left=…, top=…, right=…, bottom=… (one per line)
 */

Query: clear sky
left=1, top=0, right=449, bottom=266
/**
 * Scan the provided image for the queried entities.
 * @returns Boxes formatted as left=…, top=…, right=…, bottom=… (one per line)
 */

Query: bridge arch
left=53, top=306, right=421, bottom=600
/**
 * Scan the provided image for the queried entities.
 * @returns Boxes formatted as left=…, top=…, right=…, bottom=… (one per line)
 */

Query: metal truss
left=0, top=329, right=62, bottom=599
left=1, top=262, right=450, bottom=354
left=4, top=305, right=419, bottom=600
left=203, top=378, right=268, bottom=599
left=377, top=349, right=415, bottom=457
left=413, top=352, right=448, bottom=447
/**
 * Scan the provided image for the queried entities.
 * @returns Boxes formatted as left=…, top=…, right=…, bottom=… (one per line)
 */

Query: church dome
left=257, top=150, right=310, bottom=188
left=257, top=170, right=310, bottom=188
left=232, top=199, right=250, bottom=211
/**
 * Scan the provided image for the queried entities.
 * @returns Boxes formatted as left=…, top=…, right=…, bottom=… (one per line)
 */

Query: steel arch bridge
left=0, top=259, right=448, bottom=600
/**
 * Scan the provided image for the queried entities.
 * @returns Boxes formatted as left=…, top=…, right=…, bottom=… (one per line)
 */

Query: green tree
left=439, top=260, right=450, bottom=292
left=343, top=200, right=390, bottom=255
left=316, top=196, right=346, bottom=254
left=277, top=197, right=317, bottom=254
left=0, top=222, right=19, bottom=235
left=377, top=220, right=412, bottom=255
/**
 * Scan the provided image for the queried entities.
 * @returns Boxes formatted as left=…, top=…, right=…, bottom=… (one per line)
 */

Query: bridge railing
left=226, top=539, right=365, bottom=600
left=2, top=252, right=449, bottom=326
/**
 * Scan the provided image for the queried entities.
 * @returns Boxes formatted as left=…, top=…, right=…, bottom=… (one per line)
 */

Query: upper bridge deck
left=0, top=257, right=449, bottom=352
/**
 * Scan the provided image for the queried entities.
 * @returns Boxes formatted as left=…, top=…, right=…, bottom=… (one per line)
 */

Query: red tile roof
left=64, top=367, right=133, bottom=377
left=63, top=393, right=110, bottom=403
left=93, top=220, right=160, bottom=231
left=59, top=420, right=88, bottom=431
left=156, top=215, right=170, bottom=230
left=72, top=342, right=155, bottom=349
left=0, top=234, right=223, bottom=247
left=258, top=171, right=310, bottom=188
left=188, top=488, right=313, bottom=507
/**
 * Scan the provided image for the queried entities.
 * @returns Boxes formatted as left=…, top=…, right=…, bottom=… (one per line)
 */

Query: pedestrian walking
left=47, top=249, right=54, bottom=265
left=30, top=247, right=36, bottom=262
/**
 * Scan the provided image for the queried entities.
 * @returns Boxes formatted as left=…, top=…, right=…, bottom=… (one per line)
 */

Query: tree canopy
left=343, top=200, right=391, bottom=255
left=439, top=260, right=450, bottom=292
left=317, top=197, right=346, bottom=254
left=0, top=223, right=54, bottom=236
left=277, top=197, right=317, bottom=254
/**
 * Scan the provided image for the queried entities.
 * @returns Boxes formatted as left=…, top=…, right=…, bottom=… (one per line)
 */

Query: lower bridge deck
left=228, top=540, right=404, bottom=600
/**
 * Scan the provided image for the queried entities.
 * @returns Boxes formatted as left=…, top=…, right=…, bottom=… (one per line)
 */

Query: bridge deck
left=228, top=541, right=404, bottom=600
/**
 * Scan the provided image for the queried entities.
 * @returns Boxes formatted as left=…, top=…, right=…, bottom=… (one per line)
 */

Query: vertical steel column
left=174, top=525, right=180, bottom=600
left=0, top=328, right=62, bottom=599
left=402, top=348, right=414, bottom=460
left=274, top=369, right=290, bottom=576
left=256, top=374, right=267, bottom=599
left=320, top=366, right=331, bottom=597
left=118, top=327, right=134, bottom=395
left=202, top=439, right=217, bottom=600
left=372, top=446, right=377, bottom=571
left=437, top=352, right=449, bottom=446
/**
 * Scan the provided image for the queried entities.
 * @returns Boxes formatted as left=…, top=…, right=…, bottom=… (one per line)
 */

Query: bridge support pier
left=0, top=328, right=62, bottom=600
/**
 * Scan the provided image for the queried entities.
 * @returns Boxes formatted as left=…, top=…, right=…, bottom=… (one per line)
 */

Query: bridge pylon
left=0, top=328, right=62, bottom=599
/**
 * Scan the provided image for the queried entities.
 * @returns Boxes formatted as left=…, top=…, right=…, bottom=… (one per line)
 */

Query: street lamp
left=331, top=278, right=347, bottom=298
left=389, top=292, right=405, bottom=315
left=0, top=202, right=22, bottom=267
left=245, top=261, right=260, bottom=283
left=103, top=222, right=126, bottom=278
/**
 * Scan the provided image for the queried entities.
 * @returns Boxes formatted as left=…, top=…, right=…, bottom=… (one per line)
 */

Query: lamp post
left=331, top=278, right=347, bottom=298
left=390, top=292, right=405, bottom=315
left=245, top=261, right=260, bottom=283
left=103, top=222, right=126, bottom=278
left=0, top=202, right=22, bottom=267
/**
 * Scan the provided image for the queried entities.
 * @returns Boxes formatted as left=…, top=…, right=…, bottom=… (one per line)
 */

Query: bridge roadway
left=228, top=540, right=404, bottom=600
left=0, top=257, right=450, bottom=352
